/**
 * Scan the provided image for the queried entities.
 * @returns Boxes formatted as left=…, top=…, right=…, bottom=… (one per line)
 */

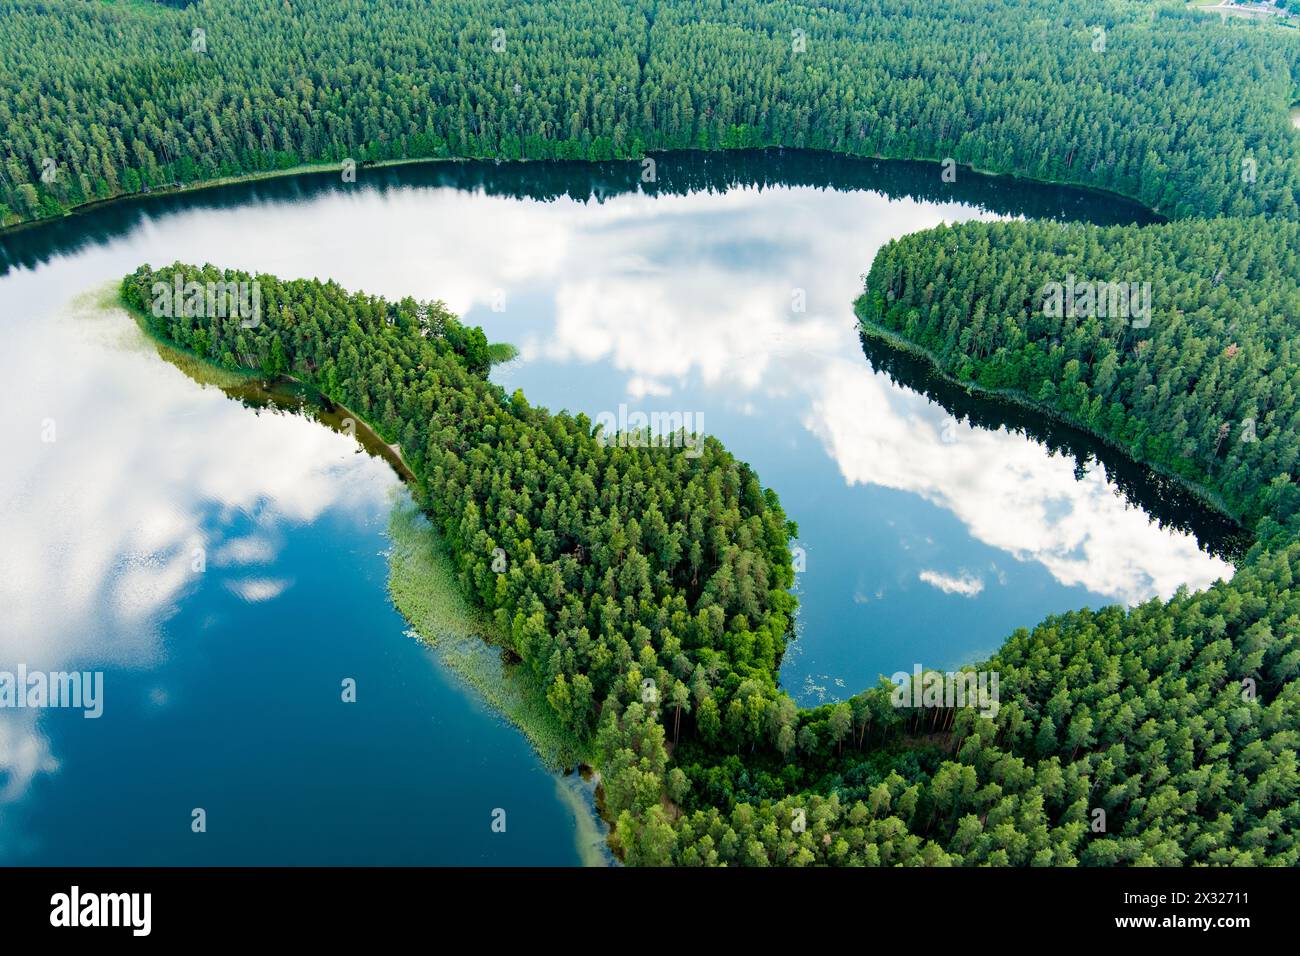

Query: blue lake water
left=0, top=152, right=1238, bottom=863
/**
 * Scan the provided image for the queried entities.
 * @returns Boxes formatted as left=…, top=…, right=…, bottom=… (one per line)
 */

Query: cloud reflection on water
left=0, top=171, right=1232, bottom=804
left=0, top=295, right=396, bottom=804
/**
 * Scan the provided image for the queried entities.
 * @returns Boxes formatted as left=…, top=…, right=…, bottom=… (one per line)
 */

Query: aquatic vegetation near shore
left=385, top=495, right=590, bottom=771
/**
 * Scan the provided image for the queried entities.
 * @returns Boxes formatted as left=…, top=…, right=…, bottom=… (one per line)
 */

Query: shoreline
left=113, top=283, right=614, bottom=862
left=1, top=145, right=1163, bottom=240
left=117, top=274, right=1255, bottom=864
left=0, top=155, right=459, bottom=238
left=106, top=210, right=1255, bottom=865
left=117, top=287, right=418, bottom=481
left=384, top=497, right=612, bottom=866
left=855, top=314, right=1248, bottom=534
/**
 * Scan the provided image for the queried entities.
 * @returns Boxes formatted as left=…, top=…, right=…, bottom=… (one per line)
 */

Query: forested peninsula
left=12, top=0, right=1300, bottom=864
left=123, top=258, right=1300, bottom=865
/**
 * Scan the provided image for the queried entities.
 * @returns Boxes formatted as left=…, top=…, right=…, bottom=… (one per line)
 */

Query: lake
left=0, top=150, right=1240, bottom=864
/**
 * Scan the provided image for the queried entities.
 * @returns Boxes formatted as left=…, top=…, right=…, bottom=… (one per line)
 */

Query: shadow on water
left=218, top=374, right=416, bottom=485
left=141, top=318, right=417, bottom=484
left=0, top=149, right=1158, bottom=277
left=858, top=331, right=1254, bottom=564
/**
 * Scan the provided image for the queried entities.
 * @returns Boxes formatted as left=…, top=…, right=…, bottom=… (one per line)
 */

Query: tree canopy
left=4, top=0, right=1299, bottom=225
left=13, top=0, right=1298, bottom=870
left=123, top=256, right=1300, bottom=865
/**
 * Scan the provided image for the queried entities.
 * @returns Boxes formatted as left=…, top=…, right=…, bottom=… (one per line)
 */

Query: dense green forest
left=843, top=214, right=1300, bottom=866
left=660, top=545, right=1300, bottom=865
left=860, top=216, right=1300, bottom=539
left=122, top=263, right=799, bottom=753
left=3, top=0, right=1300, bottom=226
left=123, top=263, right=1300, bottom=864
left=12, top=0, right=1300, bottom=867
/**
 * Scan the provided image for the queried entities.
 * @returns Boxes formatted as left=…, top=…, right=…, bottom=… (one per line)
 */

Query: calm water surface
left=0, top=152, right=1238, bottom=863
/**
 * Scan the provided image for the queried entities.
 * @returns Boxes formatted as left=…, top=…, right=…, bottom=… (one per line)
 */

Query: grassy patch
left=552, top=771, right=615, bottom=867
left=385, top=495, right=590, bottom=770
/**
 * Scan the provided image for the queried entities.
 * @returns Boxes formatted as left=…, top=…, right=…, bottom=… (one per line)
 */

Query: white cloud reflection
left=919, top=569, right=985, bottom=597
left=225, top=577, right=294, bottom=603
left=505, top=184, right=1231, bottom=604
left=805, top=361, right=1232, bottom=603
left=0, top=171, right=1234, bottom=801
left=0, top=293, right=397, bottom=800
left=33, top=175, right=1224, bottom=608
